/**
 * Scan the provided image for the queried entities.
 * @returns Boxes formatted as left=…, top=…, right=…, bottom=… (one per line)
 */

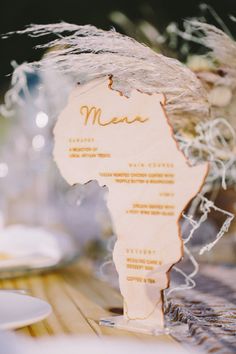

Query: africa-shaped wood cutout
left=53, top=77, right=208, bottom=329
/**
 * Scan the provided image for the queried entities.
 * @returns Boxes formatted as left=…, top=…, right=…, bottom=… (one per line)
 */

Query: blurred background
left=1, top=0, right=236, bottom=88
left=0, top=0, right=236, bottom=279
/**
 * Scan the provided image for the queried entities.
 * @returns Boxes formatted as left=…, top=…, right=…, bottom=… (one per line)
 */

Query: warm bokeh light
left=32, top=134, right=45, bottom=151
left=35, top=111, right=48, bottom=128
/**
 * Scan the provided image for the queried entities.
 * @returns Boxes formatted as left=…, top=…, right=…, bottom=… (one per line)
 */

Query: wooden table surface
left=0, top=261, right=180, bottom=346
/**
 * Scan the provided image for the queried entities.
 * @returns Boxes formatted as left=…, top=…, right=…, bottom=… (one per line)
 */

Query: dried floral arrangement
left=107, top=4, right=236, bottom=292
left=0, top=9, right=235, bottom=295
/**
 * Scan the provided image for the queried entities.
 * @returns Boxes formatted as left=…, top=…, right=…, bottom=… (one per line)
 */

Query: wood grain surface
left=0, top=260, right=179, bottom=346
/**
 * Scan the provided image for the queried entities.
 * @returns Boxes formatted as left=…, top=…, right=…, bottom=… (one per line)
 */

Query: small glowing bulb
left=0, top=163, right=8, bottom=178
left=32, top=135, right=45, bottom=151
left=36, top=111, right=48, bottom=128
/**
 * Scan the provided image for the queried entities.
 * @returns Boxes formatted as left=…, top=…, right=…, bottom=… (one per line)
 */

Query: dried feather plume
left=2, top=22, right=210, bottom=130
left=1, top=22, right=234, bottom=299
left=187, top=20, right=236, bottom=74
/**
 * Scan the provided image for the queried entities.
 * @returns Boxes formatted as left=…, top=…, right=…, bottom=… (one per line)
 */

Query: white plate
left=0, top=291, right=51, bottom=330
